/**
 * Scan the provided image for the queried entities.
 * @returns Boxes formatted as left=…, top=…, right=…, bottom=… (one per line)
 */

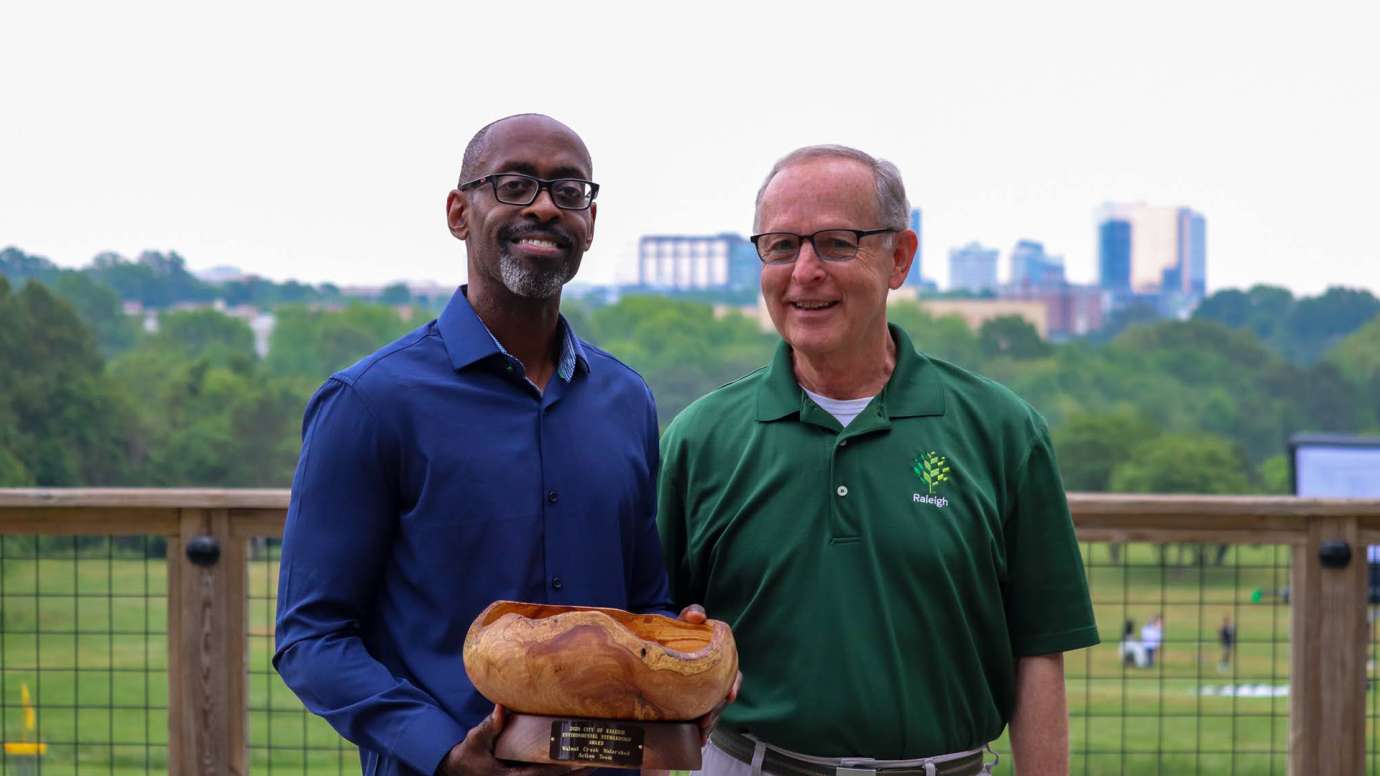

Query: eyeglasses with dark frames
left=457, top=172, right=599, bottom=211
left=749, top=228, right=897, bottom=264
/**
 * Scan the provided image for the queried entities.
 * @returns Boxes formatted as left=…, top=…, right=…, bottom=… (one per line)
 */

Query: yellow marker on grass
left=2, top=683, right=48, bottom=757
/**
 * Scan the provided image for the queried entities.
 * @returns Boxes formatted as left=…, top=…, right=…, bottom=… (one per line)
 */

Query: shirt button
left=839, top=439, right=848, bottom=447
left=837, top=485, right=848, bottom=497
left=551, top=577, right=563, bottom=590
left=547, top=490, right=559, bottom=503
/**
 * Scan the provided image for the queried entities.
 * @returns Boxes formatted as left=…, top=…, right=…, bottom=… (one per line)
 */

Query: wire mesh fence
left=246, top=538, right=356, bottom=774
left=0, top=524, right=1366, bottom=774
left=1009, top=541, right=1294, bottom=776
left=0, top=534, right=359, bottom=775
left=0, top=535, right=168, bottom=776
left=1370, top=555, right=1380, bottom=776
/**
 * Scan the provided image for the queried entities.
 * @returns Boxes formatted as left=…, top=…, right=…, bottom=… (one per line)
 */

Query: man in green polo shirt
left=657, top=145, right=1098, bottom=776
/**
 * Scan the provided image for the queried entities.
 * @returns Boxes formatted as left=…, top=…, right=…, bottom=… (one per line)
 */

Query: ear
left=887, top=229, right=919, bottom=289
left=446, top=189, right=469, bottom=240
left=584, top=201, right=597, bottom=250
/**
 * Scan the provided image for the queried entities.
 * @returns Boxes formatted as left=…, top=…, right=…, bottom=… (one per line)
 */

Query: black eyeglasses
left=749, top=228, right=897, bottom=264
left=458, top=173, right=599, bottom=211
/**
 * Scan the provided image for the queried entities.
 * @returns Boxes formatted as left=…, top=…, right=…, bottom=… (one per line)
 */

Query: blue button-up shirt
left=274, top=287, right=672, bottom=776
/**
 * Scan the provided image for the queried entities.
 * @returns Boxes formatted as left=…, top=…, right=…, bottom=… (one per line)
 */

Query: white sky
left=2, top=1, right=1377, bottom=295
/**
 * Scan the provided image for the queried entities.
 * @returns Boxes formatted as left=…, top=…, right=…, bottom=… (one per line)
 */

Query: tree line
left=0, top=246, right=438, bottom=341
left=2, top=247, right=1379, bottom=494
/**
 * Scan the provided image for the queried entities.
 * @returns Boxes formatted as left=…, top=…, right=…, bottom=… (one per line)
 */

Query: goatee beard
left=498, top=247, right=576, bottom=300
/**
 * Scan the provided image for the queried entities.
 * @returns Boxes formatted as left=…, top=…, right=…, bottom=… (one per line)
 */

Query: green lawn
left=0, top=542, right=353, bottom=774
left=1044, top=543, right=1300, bottom=775
left=0, top=540, right=1372, bottom=774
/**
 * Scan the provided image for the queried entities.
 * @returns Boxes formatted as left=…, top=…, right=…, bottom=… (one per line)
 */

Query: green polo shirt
left=657, top=325, right=1098, bottom=759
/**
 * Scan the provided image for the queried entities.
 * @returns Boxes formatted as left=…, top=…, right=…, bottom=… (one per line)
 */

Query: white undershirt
left=802, top=388, right=875, bottom=428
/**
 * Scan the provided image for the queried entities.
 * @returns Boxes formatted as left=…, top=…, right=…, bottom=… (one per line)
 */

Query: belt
left=708, top=729, right=993, bottom=776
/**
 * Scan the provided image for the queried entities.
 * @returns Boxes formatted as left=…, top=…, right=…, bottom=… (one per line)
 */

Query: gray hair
left=753, top=144, right=910, bottom=231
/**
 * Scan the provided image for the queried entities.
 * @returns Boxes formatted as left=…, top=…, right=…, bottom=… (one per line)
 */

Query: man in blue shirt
left=274, top=114, right=673, bottom=776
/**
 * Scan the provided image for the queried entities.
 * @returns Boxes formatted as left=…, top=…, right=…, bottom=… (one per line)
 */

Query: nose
left=520, top=186, right=562, bottom=222
left=790, top=240, right=827, bottom=284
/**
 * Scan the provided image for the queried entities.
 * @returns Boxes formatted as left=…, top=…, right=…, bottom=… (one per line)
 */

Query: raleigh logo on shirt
left=912, top=451, right=952, bottom=508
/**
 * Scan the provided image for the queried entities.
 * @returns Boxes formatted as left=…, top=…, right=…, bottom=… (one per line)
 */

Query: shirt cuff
left=390, top=706, right=469, bottom=776
left=1014, top=624, right=1102, bottom=657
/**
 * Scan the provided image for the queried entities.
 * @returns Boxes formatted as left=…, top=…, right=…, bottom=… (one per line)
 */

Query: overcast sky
left=2, top=1, right=1377, bottom=295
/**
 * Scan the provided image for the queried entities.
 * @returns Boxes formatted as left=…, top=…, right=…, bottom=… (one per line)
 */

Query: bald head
left=459, top=113, right=593, bottom=183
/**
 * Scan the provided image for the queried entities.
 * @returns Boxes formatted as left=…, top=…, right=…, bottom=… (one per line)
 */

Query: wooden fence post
left=168, top=508, right=248, bottom=776
left=1290, top=515, right=1366, bottom=775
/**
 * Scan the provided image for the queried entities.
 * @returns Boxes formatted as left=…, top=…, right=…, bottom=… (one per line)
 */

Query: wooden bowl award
left=463, top=601, right=738, bottom=770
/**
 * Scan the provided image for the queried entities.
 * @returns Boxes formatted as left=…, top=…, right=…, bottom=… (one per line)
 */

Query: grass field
left=0, top=539, right=354, bottom=775
left=0, top=538, right=1373, bottom=774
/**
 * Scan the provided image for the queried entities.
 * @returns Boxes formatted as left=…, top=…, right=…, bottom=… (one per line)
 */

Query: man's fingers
left=697, top=711, right=718, bottom=745
left=471, top=714, right=498, bottom=742
left=695, top=671, right=741, bottom=745
left=467, top=707, right=504, bottom=749
left=678, top=604, right=707, bottom=624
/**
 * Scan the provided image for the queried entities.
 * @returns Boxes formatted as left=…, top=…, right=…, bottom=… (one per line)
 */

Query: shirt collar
left=755, top=323, right=946, bottom=422
left=437, top=285, right=589, bottom=382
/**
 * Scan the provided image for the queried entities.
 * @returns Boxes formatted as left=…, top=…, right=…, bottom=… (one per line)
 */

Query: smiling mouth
left=514, top=237, right=563, bottom=251
left=791, top=301, right=838, bottom=310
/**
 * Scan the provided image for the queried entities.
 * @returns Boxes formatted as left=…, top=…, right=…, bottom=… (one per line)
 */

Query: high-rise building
left=638, top=233, right=760, bottom=292
left=1178, top=209, right=1207, bottom=298
left=1098, top=219, right=1132, bottom=293
left=1008, top=240, right=1066, bottom=289
left=1096, top=203, right=1207, bottom=298
left=949, top=242, right=999, bottom=293
left=903, top=208, right=925, bottom=288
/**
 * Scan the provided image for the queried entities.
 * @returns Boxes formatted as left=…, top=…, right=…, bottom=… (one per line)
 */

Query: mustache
left=499, top=223, right=574, bottom=249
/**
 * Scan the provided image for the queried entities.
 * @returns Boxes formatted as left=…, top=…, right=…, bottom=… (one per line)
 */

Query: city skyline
left=1096, top=203, right=1207, bottom=298
left=1, top=2, right=1376, bottom=296
left=8, top=201, right=1227, bottom=296
left=949, top=242, right=1000, bottom=293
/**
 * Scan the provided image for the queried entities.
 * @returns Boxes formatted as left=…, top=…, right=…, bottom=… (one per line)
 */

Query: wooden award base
left=495, top=713, right=703, bottom=770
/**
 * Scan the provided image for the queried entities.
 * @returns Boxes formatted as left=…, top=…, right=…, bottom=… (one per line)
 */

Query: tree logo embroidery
left=914, top=451, right=952, bottom=494
left=912, top=451, right=952, bottom=508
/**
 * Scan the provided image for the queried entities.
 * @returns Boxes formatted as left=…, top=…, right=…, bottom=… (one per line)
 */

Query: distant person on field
left=1120, top=618, right=1148, bottom=668
left=1141, top=614, right=1164, bottom=667
left=1218, top=614, right=1236, bottom=673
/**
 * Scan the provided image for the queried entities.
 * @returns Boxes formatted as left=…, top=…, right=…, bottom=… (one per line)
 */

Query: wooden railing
left=1, top=489, right=1379, bottom=775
